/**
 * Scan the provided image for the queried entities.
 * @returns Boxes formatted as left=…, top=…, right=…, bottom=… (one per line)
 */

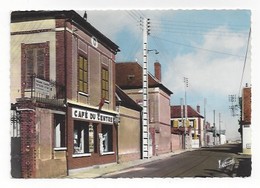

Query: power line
left=238, top=27, right=251, bottom=96
left=156, top=19, right=249, bottom=30
left=125, top=10, right=140, bottom=23
left=135, top=10, right=146, bottom=19
left=150, top=28, right=247, bottom=39
left=150, top=35, right=246, bottom=58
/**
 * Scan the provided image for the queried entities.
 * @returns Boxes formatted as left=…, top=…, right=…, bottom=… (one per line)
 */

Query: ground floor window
left=101, top=124, right=113, bottom=153
left=54, top=114, right=66, bottom=148
left=73, top=121, right=97, bottom=154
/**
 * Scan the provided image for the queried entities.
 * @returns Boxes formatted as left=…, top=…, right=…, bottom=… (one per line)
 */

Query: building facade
left=171, top=105, right=205, bottom=149
left=116, top=62, right=173, bottom=156
left=240, top=85, right=251, bottom=154
left=10, top=10, right=120, bottom=178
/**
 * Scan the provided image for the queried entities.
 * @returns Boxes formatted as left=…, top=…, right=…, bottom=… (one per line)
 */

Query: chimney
left=83, top=11, right=87, bottom=21
left=154, top=61, right=161, bottom=82
left=197, top=105, right=200, bottom=113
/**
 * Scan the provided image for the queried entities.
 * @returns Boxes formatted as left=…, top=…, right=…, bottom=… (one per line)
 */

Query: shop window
left=54, top=114, right=66, bottom=149
left=21, top=42, right=49, bottom=89
left=101, top=124, right=113, bottom=152
left=78, top=55, right=88, bottom=94
left=101, top=67, right=109, bottom=101
left=73, top=121, right=97, bottom=155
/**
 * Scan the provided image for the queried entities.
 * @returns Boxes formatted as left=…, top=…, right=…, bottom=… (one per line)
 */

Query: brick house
left=171, top=105, right=205, bottom=149
left=240, top=85, right=251, bottom=154
left=116, top=61, right=173, bottom=156
left=10, top=10, right=120, bottom=178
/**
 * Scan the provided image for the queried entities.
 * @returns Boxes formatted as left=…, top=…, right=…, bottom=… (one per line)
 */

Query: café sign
left=72, top=108, right=114, bottom=124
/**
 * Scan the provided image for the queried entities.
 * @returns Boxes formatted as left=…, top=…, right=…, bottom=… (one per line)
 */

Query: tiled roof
left=116, top=62, right=173, bottom=95
left=171, top=105, right=203, bottom=118
left=116, top=85, right=142, bottom=112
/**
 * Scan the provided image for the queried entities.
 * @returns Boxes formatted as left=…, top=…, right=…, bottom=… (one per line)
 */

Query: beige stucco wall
left=121, top=87, right=172, bottom=155
left=35, top=108, right=67, bottom=178
left=118, top=106, right=141, bottom=162
left=10, top=20, right=56, bottom=103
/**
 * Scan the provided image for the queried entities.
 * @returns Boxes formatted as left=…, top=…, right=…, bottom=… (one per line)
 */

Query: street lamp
left=148, top=49, right=159, bottom=54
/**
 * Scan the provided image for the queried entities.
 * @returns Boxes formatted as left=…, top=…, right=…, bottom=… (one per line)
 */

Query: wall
left=68, top=24, right=116, bottom=111
left=156, top=88, right=171, bottom=155
left=10, top=19, right=56, bottom=103
left=118, top=106, right=141, bottom=163
left=171, top=134, right=182, bottom=151
left=242, top=125, right=251, bottom=154
left=35, top=108, right=67, bottom=178
left=122, top=87, right=172, bottom=155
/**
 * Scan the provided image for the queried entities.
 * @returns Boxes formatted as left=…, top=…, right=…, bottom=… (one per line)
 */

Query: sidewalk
left=66, top=149, right=187, bottom=178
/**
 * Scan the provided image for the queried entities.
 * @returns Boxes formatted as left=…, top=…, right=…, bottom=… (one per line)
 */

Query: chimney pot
left=197, top=105, right=200, bottom=113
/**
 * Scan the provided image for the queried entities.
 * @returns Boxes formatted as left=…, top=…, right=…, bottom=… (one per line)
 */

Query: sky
left=82, top=10, right=251, bottom=140
left=1, top=0, right=260, bottom=186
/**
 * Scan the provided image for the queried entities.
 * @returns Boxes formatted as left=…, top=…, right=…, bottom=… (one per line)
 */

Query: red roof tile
left=116, top=62, right=173, bottom=95
left=171, top=105, right=203, bottom=118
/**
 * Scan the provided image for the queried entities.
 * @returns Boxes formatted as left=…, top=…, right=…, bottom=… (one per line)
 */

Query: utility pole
left=142, top=17, right=150, bottom=159
left=181, top=98, right=184, bottom=149
left=213, top=110, right=216, bottom=145
left=204, top=98, right=207, bottom=147
left=184, top=77, right=188, bottom=149
left=219, top=113, right=221, bottom=145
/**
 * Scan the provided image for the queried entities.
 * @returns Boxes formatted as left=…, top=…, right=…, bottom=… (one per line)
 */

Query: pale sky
left=1, top=0, right=260, bottom=186
left=83, top=10, right=251, bottom=140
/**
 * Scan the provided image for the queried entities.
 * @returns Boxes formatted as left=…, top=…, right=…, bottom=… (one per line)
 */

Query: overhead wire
left=155, top=19, right=249, bottom=30
left=238, top=27, right=251, bottom=97
left=149, top=35, right=246, bottom=59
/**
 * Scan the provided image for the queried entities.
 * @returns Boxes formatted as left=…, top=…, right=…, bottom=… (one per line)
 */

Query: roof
left=116, top=85, right=142, bottom=112
left=171, top=105, right=203, bottom=118
left=115, top=62, right=173, bottom=95
left=11, top=10, right=120, bottom=54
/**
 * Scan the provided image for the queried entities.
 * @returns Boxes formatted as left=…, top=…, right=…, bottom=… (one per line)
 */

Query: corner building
left=10, top=11, right=119, bottom=177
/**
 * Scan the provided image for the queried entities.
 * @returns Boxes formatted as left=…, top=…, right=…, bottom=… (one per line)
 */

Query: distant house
left=115, top=85, right=142, bottom=162
left=116, top=61, right=173, bottom=156
left=170, top=105, right=205, bottom=149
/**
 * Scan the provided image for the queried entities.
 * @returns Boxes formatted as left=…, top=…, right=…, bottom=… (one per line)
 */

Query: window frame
left=101, top=124, right=113, bottom=153
left=21, top=42, right=50, bottom=93
left=101, top=67, right=109, bottom=101
left=73, top=121, right=97, bottom=157
left=53, top=114, right=66, bottom=151
left=78, top=55, right=88, bottom=94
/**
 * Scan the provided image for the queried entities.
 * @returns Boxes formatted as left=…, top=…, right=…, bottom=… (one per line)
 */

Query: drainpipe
left=115, top=99, right=121, bottom=164
left=64, top=17, right=69, bottom=176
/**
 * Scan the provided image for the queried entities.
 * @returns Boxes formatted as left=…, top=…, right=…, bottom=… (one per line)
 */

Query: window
left=54, top=114, right=66, bottom=148
left=101, top=68, right=109, bottom=101
left=78, top=55, right=88, bottom=93
left=22, top=43, right=49, bottom=89
left=101, top=124, right=113, bottom=152
left=73, top=121, right=97, bottom=154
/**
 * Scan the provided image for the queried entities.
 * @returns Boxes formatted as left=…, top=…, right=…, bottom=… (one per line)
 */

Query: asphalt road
left=101, top=143, right=251, bottom=178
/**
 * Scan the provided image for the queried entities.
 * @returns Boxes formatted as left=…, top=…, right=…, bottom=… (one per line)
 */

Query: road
left=101, top=143, right=251, bottom=178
